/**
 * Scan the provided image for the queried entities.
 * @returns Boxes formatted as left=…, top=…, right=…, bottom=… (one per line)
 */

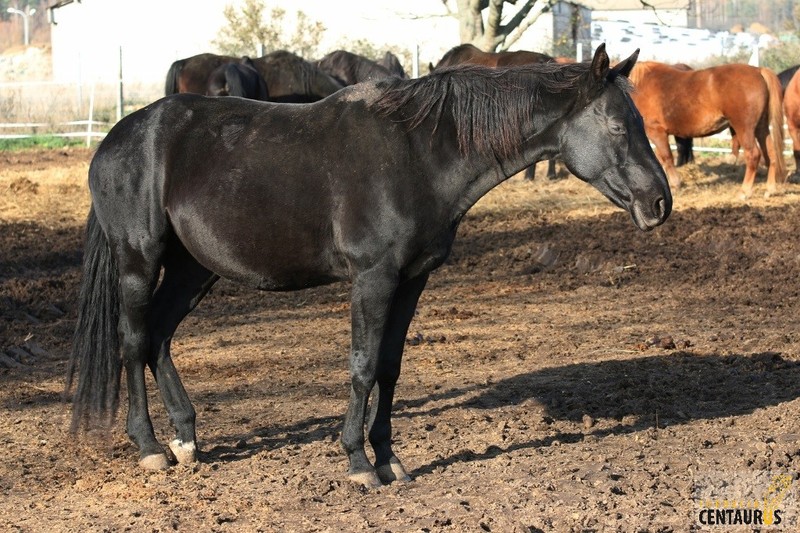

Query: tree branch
left=497, top=0, right=554, bottom=51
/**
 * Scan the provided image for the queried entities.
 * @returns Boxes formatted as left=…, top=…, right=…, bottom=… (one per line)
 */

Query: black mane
left=372, top=61, right=608, bottom=158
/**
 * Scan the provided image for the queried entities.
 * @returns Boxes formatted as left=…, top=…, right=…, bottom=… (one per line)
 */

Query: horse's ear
left=612, top=49, right=639, bottom=79
left=591, top=43, right=610, bottom=82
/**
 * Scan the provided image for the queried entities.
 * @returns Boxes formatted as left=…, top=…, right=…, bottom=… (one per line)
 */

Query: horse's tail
left=164, top=58, right=185, bottom=96
left=761, top=66, right=787, bottom=181
left=224, top=65, right=248, bottom=98
left=65, top=206, right=122, bottom=433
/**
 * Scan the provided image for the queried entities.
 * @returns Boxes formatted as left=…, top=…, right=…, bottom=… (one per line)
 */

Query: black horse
left=315, top=50, right=398, bottom=86
left=380, top=51, right=407, bottom=79
left=206, top=58, right=269, bottom=100
left=165, top=50, right=343, bottom=102
left=67, top=44, right=671, bottom=487
left=778, top=64, right=800, bottom=93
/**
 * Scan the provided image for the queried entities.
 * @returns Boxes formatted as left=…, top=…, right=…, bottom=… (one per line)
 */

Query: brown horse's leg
left=757, top=123, right=780, bottom=198
left=730, top=129, right=740, bottom=163
left=649, top=130, right=681, bottom=190
left=738, top=135, right=761, bottom=200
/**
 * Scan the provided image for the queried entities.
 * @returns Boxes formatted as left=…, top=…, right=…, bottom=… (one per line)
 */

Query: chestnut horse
left=782, top=69, right=800, bottom=177
left=629, top=61, right=786, bottom=198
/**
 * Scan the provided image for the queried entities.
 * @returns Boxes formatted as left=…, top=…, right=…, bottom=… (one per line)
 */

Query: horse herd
left=164, top=45, right=800, bottom=200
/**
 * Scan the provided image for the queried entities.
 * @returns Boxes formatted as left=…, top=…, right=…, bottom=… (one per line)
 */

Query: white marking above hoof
left=139, top=453, right=170, bottom=470
left=376, top=460, right=412, bottom=484
left=169, top=439, right=197, bottom=464
left=348, top=470, right=383, bottom=489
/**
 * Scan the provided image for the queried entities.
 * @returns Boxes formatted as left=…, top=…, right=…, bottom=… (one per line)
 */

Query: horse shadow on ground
left=201, top=350, right=800, bottom=474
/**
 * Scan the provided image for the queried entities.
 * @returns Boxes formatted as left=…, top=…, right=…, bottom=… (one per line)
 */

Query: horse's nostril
left=654, top=197, right=666, bottom=218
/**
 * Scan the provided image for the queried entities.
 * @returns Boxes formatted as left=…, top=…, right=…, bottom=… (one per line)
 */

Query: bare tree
left=442, top=0, right=557, bottom=52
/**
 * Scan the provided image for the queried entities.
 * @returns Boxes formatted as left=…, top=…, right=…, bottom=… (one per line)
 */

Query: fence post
left=117, top=46, right=123, bottom=122
left=86, top=82, right=95, bottom=147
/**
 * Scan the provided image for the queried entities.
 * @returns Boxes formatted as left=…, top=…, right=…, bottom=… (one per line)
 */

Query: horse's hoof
left=376, top=459, right=411, bottom=484
left=169, top=439, right=197, bottom=464
left=348, top=470, right=383, bottom=489
left=139, top=453, right=170, bottom=470
left=738, top=190, right=751, bottom=201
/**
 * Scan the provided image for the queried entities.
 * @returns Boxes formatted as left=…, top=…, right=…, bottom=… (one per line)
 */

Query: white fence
left=0, top=79, right=162, bottom=145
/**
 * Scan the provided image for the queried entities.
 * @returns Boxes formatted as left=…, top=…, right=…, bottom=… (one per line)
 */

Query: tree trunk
left=456, top=0, right=486, bottom=47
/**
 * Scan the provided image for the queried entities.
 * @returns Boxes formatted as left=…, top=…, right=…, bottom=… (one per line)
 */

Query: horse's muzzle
left=631, top=193, right=671, bottom=231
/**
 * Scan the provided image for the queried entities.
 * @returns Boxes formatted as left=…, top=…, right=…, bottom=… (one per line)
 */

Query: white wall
left=50, top=0, right=230, bottom=83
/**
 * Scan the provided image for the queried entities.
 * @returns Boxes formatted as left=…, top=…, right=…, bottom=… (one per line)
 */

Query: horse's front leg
left=368, top=273, right=429, bottom=484
left=343, top=269, right=398, bottom=488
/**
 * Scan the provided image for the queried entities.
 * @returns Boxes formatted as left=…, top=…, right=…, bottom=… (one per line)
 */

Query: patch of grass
left=0, top=136, right=86, bottom=151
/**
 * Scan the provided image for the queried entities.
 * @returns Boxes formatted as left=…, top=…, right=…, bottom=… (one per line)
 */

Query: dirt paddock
left=2, top=148, right=800, bottom=532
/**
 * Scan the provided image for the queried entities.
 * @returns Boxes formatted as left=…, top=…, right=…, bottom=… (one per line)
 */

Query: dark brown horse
left=431, top=43, right=558, bottom=180
left=206, top=58, right=269, bottom=100
left=379, top=51, right=407, bottom=78
left=629, top=61, right=786, bottom=198
left=67, top=45, right=670, bottom=487
left=314, top=50, right=398, bottom=86
left=165, top=51, right=344, bottom=102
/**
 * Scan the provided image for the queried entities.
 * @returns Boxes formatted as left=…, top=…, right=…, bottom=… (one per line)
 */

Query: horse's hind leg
left=368, top=273, right=429, bottom=484
left=148, top=243, right=218, bottom=464
left=116, top=245, right=168, bottom=469
left=737, top=131, right=761, bottom=200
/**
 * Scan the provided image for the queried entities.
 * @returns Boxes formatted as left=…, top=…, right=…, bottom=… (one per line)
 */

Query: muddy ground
left=2, top=148, right=800, bottom=532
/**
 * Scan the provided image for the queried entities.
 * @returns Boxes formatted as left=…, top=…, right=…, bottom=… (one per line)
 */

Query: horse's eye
left=609, top=122, right=626, bottom=135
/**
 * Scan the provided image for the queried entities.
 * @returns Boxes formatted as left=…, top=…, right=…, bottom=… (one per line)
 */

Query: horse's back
left=90, top=94, right=350, bottom=287
left=634, top=61, right=767, bottom=112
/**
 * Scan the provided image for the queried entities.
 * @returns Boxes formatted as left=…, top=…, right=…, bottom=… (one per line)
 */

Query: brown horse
left=430, top=43, right=554, bottom=71
left=629, top=61, right=786, bottom=198
left=783, top=69, right=800, bottom=177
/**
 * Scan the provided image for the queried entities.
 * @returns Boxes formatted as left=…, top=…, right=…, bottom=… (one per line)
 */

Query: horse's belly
left=667, top=108, right=728, bottom=137
left=173, top=221, right=347, bottom=291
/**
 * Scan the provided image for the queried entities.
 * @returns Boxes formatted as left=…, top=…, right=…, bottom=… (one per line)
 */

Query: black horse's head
left=559, top=44, right=671, bottom=231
